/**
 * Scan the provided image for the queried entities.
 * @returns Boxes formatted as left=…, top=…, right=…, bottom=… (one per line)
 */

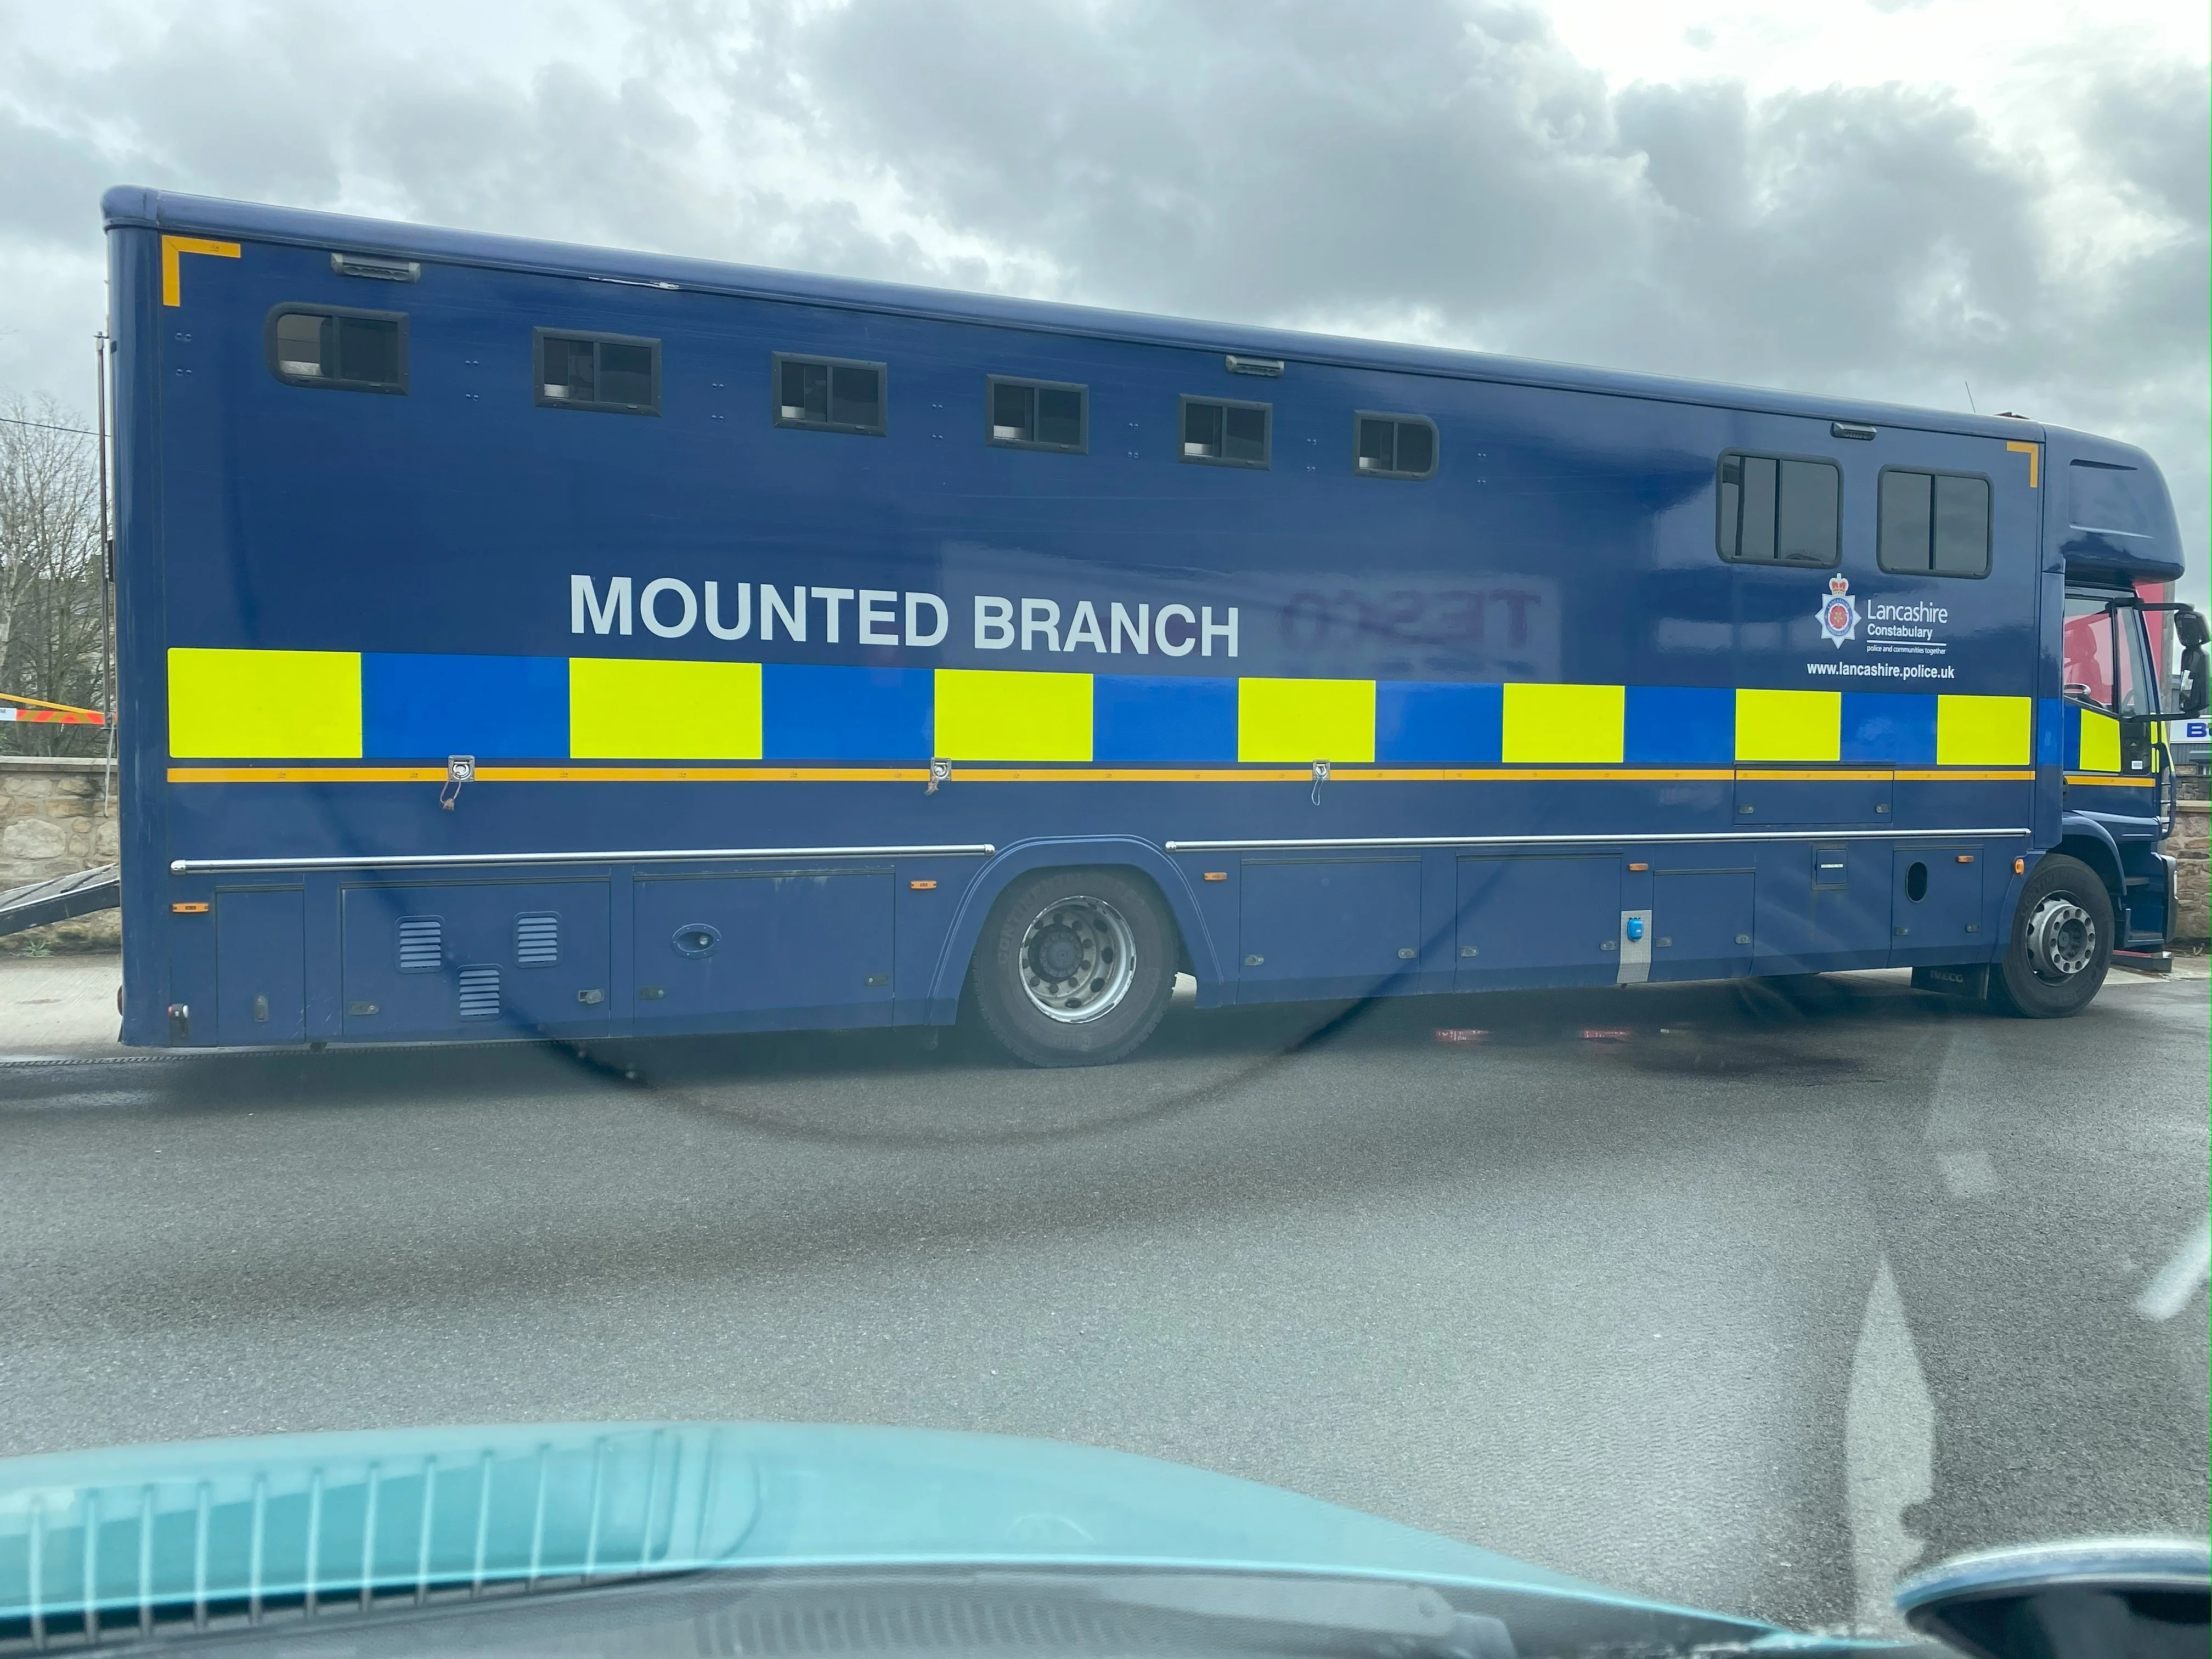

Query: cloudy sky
left=2, top=0, right=2204, bottom=602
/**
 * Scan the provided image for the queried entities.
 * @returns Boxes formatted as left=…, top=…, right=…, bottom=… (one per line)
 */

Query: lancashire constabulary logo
left=1818, top=574, right=1859, bottom=648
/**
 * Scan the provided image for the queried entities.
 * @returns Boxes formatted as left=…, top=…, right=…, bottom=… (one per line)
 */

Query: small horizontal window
left=265, top=306, right=407, bottom=393
left=986, top=376, right=1087, bottom=453
left=774, top=353, right=885, bottom=436
left=1181, top=396, right=1269, bottom=469
left=1716, top=452, right=1839, bottom=567
left=1879, top=469, right=1990, bottom=578
left=535, top=330, right=659, bottom=415
left=1355, top=413, right=1437, bottom=480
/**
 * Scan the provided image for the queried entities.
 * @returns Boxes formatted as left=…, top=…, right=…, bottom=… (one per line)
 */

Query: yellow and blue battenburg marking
left=166, top=647, right=2039, bottom=774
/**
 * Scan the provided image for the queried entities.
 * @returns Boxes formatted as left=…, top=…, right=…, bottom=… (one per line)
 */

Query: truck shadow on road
left=0, top=969, right=2024, bottom=1146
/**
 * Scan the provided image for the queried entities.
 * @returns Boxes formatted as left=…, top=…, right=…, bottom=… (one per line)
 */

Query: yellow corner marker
left=161, top=235, right=241, bottom=307
left=2005, top=440, right=2040, bottom=489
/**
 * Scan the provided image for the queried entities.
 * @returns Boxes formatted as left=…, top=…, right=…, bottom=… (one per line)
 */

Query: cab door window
left=2062, top=596, right=2151, bottom=715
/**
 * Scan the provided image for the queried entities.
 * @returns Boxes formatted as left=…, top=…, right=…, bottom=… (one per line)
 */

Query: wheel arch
left=2053, top=817, right=2126, bottom=918
left=923, top=837, right=1223, bottom=1020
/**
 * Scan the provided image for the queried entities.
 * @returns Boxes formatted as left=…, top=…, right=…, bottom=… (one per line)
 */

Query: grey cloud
left=2076, top=59, right=2208, bottom=230
left=0, top=0, right=2201, bottom=591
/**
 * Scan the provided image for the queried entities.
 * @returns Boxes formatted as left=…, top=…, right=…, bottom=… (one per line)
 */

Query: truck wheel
left=972, top=868, right=1176, bottom=1067
left=1988, top=854, right=2113, bottom=1018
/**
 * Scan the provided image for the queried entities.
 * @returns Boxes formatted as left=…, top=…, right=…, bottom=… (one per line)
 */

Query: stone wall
left=2172, top=800, right=2209, bottom=946
left=0, top=757, right=121, bottom=953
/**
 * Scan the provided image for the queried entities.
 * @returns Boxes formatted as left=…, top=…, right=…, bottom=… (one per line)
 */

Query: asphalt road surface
left=1, top=968, right=2204, bottom=1637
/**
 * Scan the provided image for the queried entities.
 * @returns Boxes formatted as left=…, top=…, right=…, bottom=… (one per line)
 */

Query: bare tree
left=0, top=396, right=106, bottom=757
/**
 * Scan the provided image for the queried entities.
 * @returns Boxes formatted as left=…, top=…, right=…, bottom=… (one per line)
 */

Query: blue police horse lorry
left=105, top=189, right=2203, bottom=1065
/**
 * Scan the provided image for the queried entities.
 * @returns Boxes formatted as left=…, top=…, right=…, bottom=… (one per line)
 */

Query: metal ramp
left=0, top=865, right=120, bottom=938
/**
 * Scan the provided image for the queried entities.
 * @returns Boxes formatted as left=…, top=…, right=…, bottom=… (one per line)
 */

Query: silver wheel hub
left=2025, top=894, right=2096, bottom=980
left=1019, top=896, right=1136, bottom=1024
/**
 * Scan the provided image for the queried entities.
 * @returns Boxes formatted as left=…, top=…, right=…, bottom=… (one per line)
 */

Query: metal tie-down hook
left=926, top=757, right=951, bottom=795
left=1310, top=759, right=1330, bottom=805
left=439, top=754, right=475, bottom=810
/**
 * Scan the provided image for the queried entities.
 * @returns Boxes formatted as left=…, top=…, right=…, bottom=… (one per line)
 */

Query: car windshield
left=0, top=7, right=2205, bottom=1659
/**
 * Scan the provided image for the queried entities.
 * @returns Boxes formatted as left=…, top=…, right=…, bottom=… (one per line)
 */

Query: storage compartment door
left=1891, top=845, right=1987, bottom=964
left=631, top=870, right=895, bottom=1030
left=1453, top=855, right=1621, bottom=990
left=1651, top=867, right=1756, bottom=982
left=215, top=888, right=306, bottom=1045
left=341, top=881, right=612, bottom=1040
left=1237, top=858, right=1423, bottom=1001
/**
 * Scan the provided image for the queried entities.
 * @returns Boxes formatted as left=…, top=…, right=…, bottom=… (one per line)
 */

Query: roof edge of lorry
left=103, top=184, right=2058, bottom=444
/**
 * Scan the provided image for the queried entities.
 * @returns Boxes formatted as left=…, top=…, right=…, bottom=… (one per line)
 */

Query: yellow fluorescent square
left=1734, top=689, right=1841, bottom=763
left=1499, top=682, right=1623, bottom=764
left=2078, top=709, right=2120, bottom=772
left=1936, top=695, right=2031, bottom=767
left=569, top=657, right=761, bottom=759
left=1238, top=678, right=1375, bottom=763
left=168, top=648, right=361, bottom=758
left=934, top=668, right=1092, bottom=761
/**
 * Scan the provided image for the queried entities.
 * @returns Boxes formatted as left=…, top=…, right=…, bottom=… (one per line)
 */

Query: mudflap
left=1912, top=963, right=1990, bottom=998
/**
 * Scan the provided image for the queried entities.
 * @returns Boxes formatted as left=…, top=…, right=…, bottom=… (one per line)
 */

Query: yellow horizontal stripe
left=1734, top=768, right=1891, bottom=782
left=168, top=766, right=439, bottom=783
left=172, top=763, right=2040, bottom=786
left=2064, top=772, right=2156, bottom=788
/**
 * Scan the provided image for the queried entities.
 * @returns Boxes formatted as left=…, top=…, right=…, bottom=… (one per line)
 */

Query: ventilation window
left=535, top=330, right=659, bottom=415
left=1716, top=452, right=1840, bottom=567
left=773, top=353, right=885, bottom=436
left=1180, top=396, right=1269, bottom=469
left=986, top=376, right=1086, bottom=453
left=457, top=965, right=501, bottom=1019
left=266, top=306, right=407, bottom=393
left=515, top=912, right=560, bottom=967
left=1355, top=413, right=1438, bottom=480
left=1879, top=469, right=1991, bottom=577
left=396, top=916, right=443, bottom=973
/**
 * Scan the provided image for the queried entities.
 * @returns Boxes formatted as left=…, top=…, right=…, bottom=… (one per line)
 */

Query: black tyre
left=1988, top=853, right=2114, bottom=1018
left=972, top=867, right=1177, bottom=1067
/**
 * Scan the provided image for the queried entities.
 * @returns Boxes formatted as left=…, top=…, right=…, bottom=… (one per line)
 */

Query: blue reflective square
left=763, top=665, right=933, bottom=760
left=2041, top=699, right=2067, bottom=768
left=362, top=653, right=568, bottom=759
left=1094, top=675, right=1237, bottom=763
left=1375, top=681, right=1502, bottom=764
left=1623, top=685, right=1733, bottom=765
left=1842, top=692, right=1937, bottom=764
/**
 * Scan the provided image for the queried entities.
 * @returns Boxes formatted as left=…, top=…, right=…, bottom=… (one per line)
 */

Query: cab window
left=2062, top=596, right=2153, bottom=715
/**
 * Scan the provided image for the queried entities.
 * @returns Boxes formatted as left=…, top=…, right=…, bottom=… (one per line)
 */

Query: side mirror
left=2162, top=606, right=2208, bottom=718
left=1895, top=1538, right=2208, bottom=1659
